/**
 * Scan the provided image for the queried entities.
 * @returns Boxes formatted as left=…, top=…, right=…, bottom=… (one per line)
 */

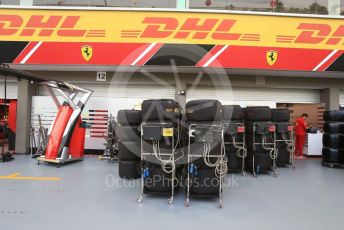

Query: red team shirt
left=295, top=117, right=307, bottom=136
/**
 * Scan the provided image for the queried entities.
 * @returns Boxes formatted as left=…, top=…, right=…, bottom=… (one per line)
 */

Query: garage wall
left=0, top=80, right=18, bottom=99
left=186, top=86, right=320, bottom=107
left=340, top=91, right=344, bottom=106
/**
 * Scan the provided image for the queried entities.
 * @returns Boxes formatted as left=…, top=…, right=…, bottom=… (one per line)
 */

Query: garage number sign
left=96, top=72, right=107, bottom=82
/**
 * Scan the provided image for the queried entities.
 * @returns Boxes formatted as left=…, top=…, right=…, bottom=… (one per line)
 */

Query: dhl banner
left=0, top=7, right=343, bottom=71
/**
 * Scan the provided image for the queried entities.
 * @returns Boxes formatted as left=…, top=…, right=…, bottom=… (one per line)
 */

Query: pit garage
left=0, top=5, right=344, bottom=230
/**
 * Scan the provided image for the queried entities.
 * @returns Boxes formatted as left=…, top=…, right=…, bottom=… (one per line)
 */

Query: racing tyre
left=244, top=106, right=271, bottom=122
left=322, top=147, right=344, bottom=164
left=117, top=110, right=142, bottom=126
left=223, top=105, right=242, bottom=122
left=141, top=99, right=180, bottom=122
left=118, top=141, right=141, bottom=161
left=323, top=110, right=344, bottom=122
left=322, top=133, right=342, bottom=148
left=116, top=125, right=140, bottom=142
left=323, top=122, right=344, bottom=134
left=271, top=109, right=290, bottom=122
left=186, top=100, right=223, bottom=122
left=119, top=160, right=141, bottom=179
left=189, top=168, right=219, bottom=196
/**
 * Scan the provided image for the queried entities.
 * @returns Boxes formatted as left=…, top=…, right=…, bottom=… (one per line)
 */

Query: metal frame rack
left=30, top=115, right=48, bottom=158
left=99, top=114, right=118, bottom=162
left=37, top=80, right=92, bottom=166
left=186, top=123, right=227, bottom=208
left=223, top=122, right=247, bottom=176
left=274, top=122, right=295, bottom=169
left=137, top=122, right=177, bottom=205
left=251, top=122, right=278, bottom=177
left=0, top=66, right=92, bottom=166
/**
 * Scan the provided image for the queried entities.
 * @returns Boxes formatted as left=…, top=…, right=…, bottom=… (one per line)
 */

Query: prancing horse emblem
left=266, top=50, right=278, bottom=66
left=81, top=45, right=93, bottom=61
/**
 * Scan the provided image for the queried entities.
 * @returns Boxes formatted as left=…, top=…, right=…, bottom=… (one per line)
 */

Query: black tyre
left=118, top=141, right=141, bottom=161
left=322, top=147, right=344, bottom=164
left=271, top=109, right=290, bottom=122
left=223, top=105, right=242, bottom=122
left=116, top=125, right=140, bottom=142
left=141, top=99, right=180, bottom=122
left=244, top=121, right=274, bottom=136
left=276, top=143, right=290, bottom=165
left=323, top=110, right=344, bottom=122
left=119, top=160, right=141, bottom=179
left=117, top=110, right=142, bottom=126
left=244, top=106, right=271, bottom=122
left=190, top=168, right=219, bottom=196
left=226, top=145, right=245, bottom=171
left=245, top=151, right=272, bottom=172
left=340, top=135, right=344, bottom=149
left=143, top=164, right=178, bottom=194
left=322, top=133, right=342, bottom=148
left=323, top=122, right=344, bottom=134
left=186, top=100, right=222, bottom=122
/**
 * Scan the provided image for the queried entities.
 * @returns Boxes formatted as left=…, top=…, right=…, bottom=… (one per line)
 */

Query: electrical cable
left=202, top=140, right=228, bottom=180
left=282, top=133, right=295, bottom=154
left=262, top=135, right=278, bottom=160
left=232, top=134, right=247, bottom=159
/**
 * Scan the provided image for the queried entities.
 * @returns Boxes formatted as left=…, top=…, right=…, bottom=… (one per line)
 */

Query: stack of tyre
left=141, top=99, right=181, bottom=194
left=222, top=105, right=245, bottom=173
left=322, top=110, right=344, bottom=167
left=117, top=110, right=142, bottom=179
left=186, top=99, right=223, bottom=196
left=271, top=109, right=292, bottom=167
left=244, top=106, right=274, bottom=174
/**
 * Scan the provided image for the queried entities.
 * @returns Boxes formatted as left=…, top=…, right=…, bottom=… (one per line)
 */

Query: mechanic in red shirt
left=294, top=113, right=310, bottom=159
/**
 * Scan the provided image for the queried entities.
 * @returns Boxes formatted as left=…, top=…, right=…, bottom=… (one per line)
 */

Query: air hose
left=282, top=133, right=295, bottom=154
left=152, top=141, right=176, bottom=174
left=232, top=134, right=247, bottom=159
left=202, top=143, right=228, bottom=179
left=262, top=135, right=278, bottom=160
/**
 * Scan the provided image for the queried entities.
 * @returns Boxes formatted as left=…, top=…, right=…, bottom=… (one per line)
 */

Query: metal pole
left=1, top=75, right=7, bottom=155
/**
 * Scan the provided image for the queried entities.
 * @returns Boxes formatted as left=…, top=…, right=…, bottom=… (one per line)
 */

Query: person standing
left=294, top=113, right=310, bottom=159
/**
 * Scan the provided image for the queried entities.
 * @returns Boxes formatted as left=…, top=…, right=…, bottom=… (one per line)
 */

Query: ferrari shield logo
left=81, top=45, right=93, bottom=61
left=266, top=50, right=278, bottom=66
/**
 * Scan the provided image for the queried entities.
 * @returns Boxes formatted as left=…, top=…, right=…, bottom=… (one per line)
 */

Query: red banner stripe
left=13, top=41, right=39, bottom=64
left=209, top=46, right=334, bottom=71
left=195, top=45, right=226, bottom=67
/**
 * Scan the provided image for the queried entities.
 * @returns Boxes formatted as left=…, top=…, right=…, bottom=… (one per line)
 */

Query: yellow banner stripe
left=0, top=8, right=343, bottom=50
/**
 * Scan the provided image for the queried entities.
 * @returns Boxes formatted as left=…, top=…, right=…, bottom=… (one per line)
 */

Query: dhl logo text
left=0, top=14, right=105, bottom=37
left=122, top=17, right=344, bottom=46
left=122, top=17, right=260, bottom=42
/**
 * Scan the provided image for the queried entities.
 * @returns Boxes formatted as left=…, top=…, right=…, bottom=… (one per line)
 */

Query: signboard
left=96, top=72, right=106, bottom=82
left=0, top=8, right=343, bottom=50
left=0, top=8, right=343, bottom=72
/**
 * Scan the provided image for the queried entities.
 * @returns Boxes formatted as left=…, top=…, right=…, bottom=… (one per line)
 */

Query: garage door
left=35, top=83, right=176, bottom=150
left=186, top=86, right=321, bottom=107
left=340, top=92, right=344, bottom=106
left=0, top=80, right=18, bottom=99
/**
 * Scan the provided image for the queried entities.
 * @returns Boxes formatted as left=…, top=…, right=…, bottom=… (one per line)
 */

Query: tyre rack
left=274, top=122, right=295, bottom=169
left=251, top=122, right=278, bottom=177
left=137, top=122, right=177, bottom=205
left=186, top=123, right=227, bottom=208
left=223, top=122, right=247, bottom=176
left=37, top=80, right=92, bottom=167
